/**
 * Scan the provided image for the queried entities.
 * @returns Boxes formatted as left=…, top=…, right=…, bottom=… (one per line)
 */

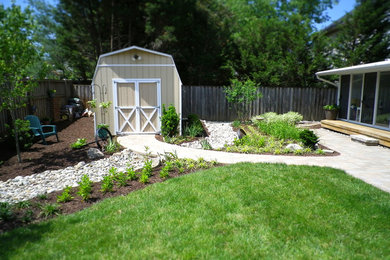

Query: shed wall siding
left=94, top=65, right=180, bottom=134
left=100, top=50, right=173, bottom=65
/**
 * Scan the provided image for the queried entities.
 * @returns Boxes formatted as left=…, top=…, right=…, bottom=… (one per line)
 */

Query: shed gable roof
left=99, top=46, right=172, bottom=59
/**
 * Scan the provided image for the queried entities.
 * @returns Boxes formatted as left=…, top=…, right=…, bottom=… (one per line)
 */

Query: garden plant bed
left=0, top=158, right=220, bottom=233
left=225, top=124, right=339, bottom=156
left=0, top=117, right=114, bottom=181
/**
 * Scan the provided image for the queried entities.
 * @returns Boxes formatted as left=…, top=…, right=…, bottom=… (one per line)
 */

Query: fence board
left=182, top=85, right=337, bottom=121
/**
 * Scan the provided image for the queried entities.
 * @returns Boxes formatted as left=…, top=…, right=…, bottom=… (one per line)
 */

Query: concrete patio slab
left=118, top=128, right=390, bottom=193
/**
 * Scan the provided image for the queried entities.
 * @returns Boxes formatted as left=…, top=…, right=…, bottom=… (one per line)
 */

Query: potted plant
left=323, top=104, right=339, bottom=120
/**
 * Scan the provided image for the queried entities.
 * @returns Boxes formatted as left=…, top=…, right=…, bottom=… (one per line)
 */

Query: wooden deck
left=321, top=120, right=390, bottom=148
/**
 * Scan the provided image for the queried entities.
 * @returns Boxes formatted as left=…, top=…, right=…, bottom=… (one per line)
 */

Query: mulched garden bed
left=0, top=163, right=222, bottom=233
left=0, top=117, right=110, bottom=182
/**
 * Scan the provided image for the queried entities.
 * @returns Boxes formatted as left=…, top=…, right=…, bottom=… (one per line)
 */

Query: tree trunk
left=10, top=109, right=22, bottom=163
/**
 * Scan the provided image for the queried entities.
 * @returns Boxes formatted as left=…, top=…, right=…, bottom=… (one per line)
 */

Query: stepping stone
left=350, top=134, right=379, bottom=146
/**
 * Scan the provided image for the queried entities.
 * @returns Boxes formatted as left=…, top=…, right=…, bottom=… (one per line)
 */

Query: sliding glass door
left=375, top=71, right=390, bottom=128
left=361, top=72, right=377, bottom=124
left=349, top=74, right=363, bottom=121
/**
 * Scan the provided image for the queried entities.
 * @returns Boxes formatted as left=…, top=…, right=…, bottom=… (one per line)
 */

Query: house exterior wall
left=93, top=48, right=181, bottom=134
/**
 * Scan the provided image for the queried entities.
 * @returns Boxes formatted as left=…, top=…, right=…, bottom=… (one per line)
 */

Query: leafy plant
left=184, top=124, right=204, bottom=137
left=159, top=167, right=170, bottom=179
left=232, top=120, right=241, bottom=128
left=114, top=171, right=130, bottom=187
left=57, top=186, right=74, bottom=203
left=200, top=139, right=212, bottom=150
left=0, top=202, right=14, bottom=221
left=38, top=194, right=48, bottom=200
left=70, top=138, right=87, bottom=149
left=224, top=79, right=262, bottom=121
left=97, top=123, right=109, bottom=129
left=142, top=160, right=153, bottom=177
left=299, top=129, right=319, bottom=149
left=139, top=173, right=149, bottom=184
left=39, top=203, right=61, bottom=218
left=323, top=104, right=340, bottom=111
left=257, top=121, right=301, bottom=141
left=77, top=174, right=93, bottom=201
left=15, top=200, right=31, bottom=209
left=161, top=104, right=180, bottom=137
left=105, top=140, right=121, bottom=154
left=99, top=101, right=112, bottom=110
left=87, top=99, right=97, bottom=109
left=5, top=119, right=34, bottom=150
left=126, top=166, right=138, bottom=181
left=21, top=210, right=34, bottom=223
left=101, top=175, right=114, bottom=193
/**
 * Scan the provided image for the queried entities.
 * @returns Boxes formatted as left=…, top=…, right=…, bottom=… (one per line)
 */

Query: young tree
left=0, top=4, right=46, bottom=162
left=224, top=79, right=262, bottom=121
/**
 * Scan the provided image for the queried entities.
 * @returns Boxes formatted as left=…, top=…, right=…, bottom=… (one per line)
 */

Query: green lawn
left=1, top=163, right=390, bottom=259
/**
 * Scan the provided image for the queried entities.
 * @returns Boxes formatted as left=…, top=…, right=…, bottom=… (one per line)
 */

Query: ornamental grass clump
left=257, top=120, right=301, bottom=141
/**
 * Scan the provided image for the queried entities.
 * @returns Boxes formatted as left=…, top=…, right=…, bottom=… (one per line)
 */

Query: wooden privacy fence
left=182, top=85, right=337, bottom=121
left=0, top=80, right=92, bottom=136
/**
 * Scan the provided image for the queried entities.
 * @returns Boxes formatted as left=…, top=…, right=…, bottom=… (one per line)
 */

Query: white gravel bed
left=0, top=149, right=146, bottom=204
left=181, top=121, right=238, bottom=149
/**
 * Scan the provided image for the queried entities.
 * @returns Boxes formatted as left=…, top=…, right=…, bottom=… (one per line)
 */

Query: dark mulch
left=0, top=117, right=109, bottom=182
left=0, top=164, right=222, bottom=233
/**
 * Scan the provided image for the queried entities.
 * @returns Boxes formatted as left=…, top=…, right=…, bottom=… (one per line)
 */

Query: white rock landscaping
left=181, top=121, right=238, bottom=150
left=0, top=149, right=147, bottom=204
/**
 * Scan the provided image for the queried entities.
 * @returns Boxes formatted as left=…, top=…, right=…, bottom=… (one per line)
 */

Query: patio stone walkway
left=118, top=128, right=390, bottom=193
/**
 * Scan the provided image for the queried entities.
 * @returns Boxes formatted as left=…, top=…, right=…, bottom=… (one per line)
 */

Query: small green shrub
left=70, top=138, right=87, bottom=149
left=316, top=149, right=325, bottom=155
left=39, top=203, right=61, bottom=218
left=299, top=129, right=319, bottom=148
left=142, top=160, right=153, bottom=177
left=126, top=166, right=138, bottom=181
left=161, top=104, right=180, bottom=137
left=159, top=167, right=170, bottom=179
left=77, top=174, right=93, bottom=201
left=57, top=186, right=74, bottom=203
left=114, top=171, right=129, bottom=187
left=232, top=120, right=241, bottom=128
left=139, top=173, right=149, bottom=184
left=101, top=175, right=114, bottom=193
left=87, top=99, right=97, bottom=109
left=105, top=140, right=121, bottom=154
left=0, top=202, right=14, bottom=221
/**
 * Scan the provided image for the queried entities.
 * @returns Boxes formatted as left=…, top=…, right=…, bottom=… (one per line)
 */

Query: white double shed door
left=113, top=78, right=161, bottom=134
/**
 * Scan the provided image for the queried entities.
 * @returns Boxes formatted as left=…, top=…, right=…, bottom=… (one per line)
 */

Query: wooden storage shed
left=92, top=46, right=182, bottom=135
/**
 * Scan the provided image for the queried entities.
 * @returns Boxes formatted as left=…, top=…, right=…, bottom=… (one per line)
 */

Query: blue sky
left=1, top=0, right=356, bottom=30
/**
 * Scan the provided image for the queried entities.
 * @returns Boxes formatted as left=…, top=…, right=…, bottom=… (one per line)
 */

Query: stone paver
left=118, top=128, right=390, bottom=193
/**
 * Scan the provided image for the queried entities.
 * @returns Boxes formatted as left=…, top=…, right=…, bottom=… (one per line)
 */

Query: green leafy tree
left=220, top=0, right=334, bottom=88
left=0, top=4, right=46, bottom=162
left=224, top=79, right=262, bottom=121
left=331, top=0, right=390, bottom=67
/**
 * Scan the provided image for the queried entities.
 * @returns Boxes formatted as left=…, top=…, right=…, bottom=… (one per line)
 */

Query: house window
left=375, top=71, right=390, bottom=128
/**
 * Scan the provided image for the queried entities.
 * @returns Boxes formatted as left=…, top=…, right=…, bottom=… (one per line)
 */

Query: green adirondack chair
left=25, top=115, right=59, bottom=145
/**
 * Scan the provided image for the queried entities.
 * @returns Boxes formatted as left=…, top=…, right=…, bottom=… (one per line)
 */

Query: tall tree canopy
left=331, top=0, right=390, bottom=67
left=29, top=0, right=343, bottom=87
